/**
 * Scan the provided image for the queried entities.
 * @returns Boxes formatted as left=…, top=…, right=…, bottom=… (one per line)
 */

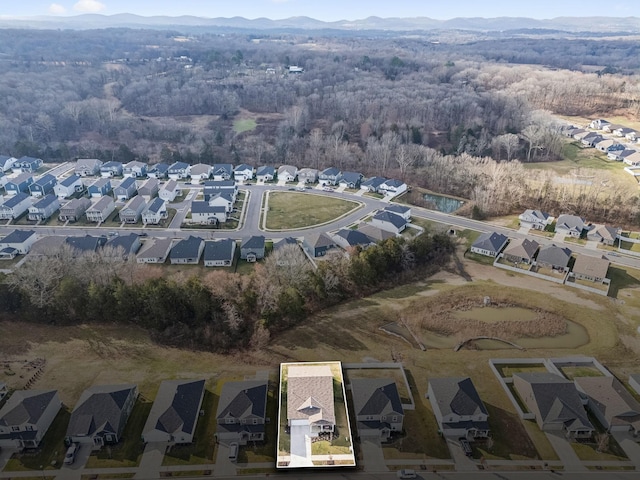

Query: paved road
left=2, top=183, right=639, bottom=271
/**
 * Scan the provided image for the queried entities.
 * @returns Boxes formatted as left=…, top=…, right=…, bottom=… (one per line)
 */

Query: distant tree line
left=0, top=232, right=454, bottom=352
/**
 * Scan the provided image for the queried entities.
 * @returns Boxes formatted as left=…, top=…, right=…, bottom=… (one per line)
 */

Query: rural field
left=2, top=250, right=640, bottom=464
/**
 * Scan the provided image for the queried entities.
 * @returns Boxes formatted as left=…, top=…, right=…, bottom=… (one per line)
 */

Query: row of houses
left=471, top=232, right=611, bottom=284
left=519, top=209, right=620, bottom=245
left=568, top=120, right=640, bottom=166
left=0, top=155, right=43, bottom=174
left=0, top=377, right=269, bottom=451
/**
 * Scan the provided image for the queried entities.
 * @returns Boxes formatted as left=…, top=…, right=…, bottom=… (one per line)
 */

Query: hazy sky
left=2, top=0, right=638, bottom=20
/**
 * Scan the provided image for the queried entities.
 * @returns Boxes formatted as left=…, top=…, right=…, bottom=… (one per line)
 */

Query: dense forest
left=0, top=232, right=454, bottom=352
left=1, top=28, right=640, bottom=224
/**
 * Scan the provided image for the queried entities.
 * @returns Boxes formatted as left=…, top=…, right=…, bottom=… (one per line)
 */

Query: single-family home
left=12, top=156, right=43, bottom=173
left=555, top=214, right=585, bottom=238
left=66, top=384, right=138, bottom=449
left=470, top=231, right=508, bottom=257
left=595, top=139, right=624, bottom=153
left=582, top=132, right=604, bottom=147
left=277, top=165, right=298, bottom=182
left=190, top=202, right=228, bottom=224
left=104, top=233, right=142, bottom=260
left=203, top=239, right=236, bottom=267
left=361, top=176, right=387, bottom=193
left=0, top=390, right=62, bottom=449
left=88, top=178, right=113, bottom=198
left=0, top=155, right=17, bottom=172
left=297, top=168, right=318, bottom=184
left=212, top=163, right=233, bottom=181
left=142, top=197, right=167, bottom=225
left=0, top=229, right=38, bottom=257
left=136, top=237, right=173, bottom=264
left=58, top=197, right=92, bottom=222
left=512, top=372, right=594, bottom=439
left=333, top=229, right=375, bottom=250
left=384, top=204, right=411, bottom=221
left=502, top=238, right=539, bottom=264
left=203, top=180, right=237, bottom=202
left=142, top=379, right=206, bottom=444
left=114, top=177, right=138, bottom=201
left=27, top=194, right=60, bottom=221
left=159, top=179, right=180, bottom=202
left=274, top=237, right=298, bottom=252
left=303, top=232, right=336, bottom=258
left=5, top=173, right=34, bottom=195
left=626, top=130, right=639, bottom=142
left=350, top=378, right=404, bottom=441
left=536, top=244, right=572, bottom=271
left=571, top=254, right=610, bottom=283
left=357, top=224, right=395, bottom=243
left=427, top=377, right=490, bottom=440
left=286, top=364, right=335, bottom=434
left=119, top=196, right=146, bottom=224
left=518, top=209, right=553, bottom=230
left=188, top=163, right=213, bottom=183
left=168, top=162, right=191, bottom=180
left=234, top=164, right=254, bottom=182
left=54, top=174, right=84, bottom=199
left=573, top=130, right=591, bottom=141
left=241, top=235, right=265, bottom=262
left=589, top=119, right=610, bottom=130
left=614, top=127, right=636, bottom=138
left=215, top=380, right=268, bottom=445
left=378, top=179, right=408, bottom=197
left=318, top=167, right=341, bottom=186
left=574, top=377, right=640, bottom=435
left=100, top=161, right=123, bottom=178
left=169, top=236, right=204, bottom=264
left=603, top=124, right=624, bottom=133
left=122, top=160, right=148, bottom=178
left=75, top=158, right=103, bottom=177
left=567, top=127, right=586, bottom=138
left=623, top=151, right=640, bottom=166
left=208, top=192, right=234, bottom=213
left=28, top=174, right=57, bottom=198
left=148, top=163, right=170, bottom=179
left=0, top=192, right=31, bottom=220
left=370, top=210, right=407, bottom=234
left=138, top=178, right=159, bottom=200
left=587, top=224, right=620, bottom=245
left=337, top=171, right=363, bottom=189
left=256, top=165, right=276, bottom=182
left=65, top=235, right=106, bottom=256
left=609, top=148, right=637, bottom=162
left=86, top=196, right=116, bottom=223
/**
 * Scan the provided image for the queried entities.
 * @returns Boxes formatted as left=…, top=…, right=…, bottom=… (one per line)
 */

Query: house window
left=225, top=418, right=235, bottom=424
left=26, top=425, right=34, bottom=431
left=392, top=416, right=397, bottom=422
left=12, top=426, right=20, bottom=431
left=253, top=419, right=258, bottom=424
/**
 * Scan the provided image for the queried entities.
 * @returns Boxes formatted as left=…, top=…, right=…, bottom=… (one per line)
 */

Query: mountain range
left=1, top=13, right=640, bottom=33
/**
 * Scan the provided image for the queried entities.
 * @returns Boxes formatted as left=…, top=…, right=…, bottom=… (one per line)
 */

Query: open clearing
left=264, top=191, right=361, bottom=230
left=1, top=252, right=639, bottom=466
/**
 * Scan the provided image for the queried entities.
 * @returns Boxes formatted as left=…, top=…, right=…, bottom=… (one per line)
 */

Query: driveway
left=445, top=436, right=476, bottom=472
left=214, top=442, right=237, bottom=476
left=0, top=447, right=17, bottom=471
left=612, top=431, right=640, bottom=468
left=360, top=438, right=388, bottom=472
left=135, top=442, right=167, bottom=479
left=585, top=240, right=599, bottom=250
left=545, top=433, right=587, bottom=472
left=57, top=443, right=92, bottom=480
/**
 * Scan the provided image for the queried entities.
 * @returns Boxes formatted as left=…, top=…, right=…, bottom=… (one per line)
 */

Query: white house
left=0, top=229, right=38, bottom=256
left=0, top=390, right=62, bottom=449
left=0, top=193, right=32, bottom=220
left=208, top=192, right=234, bottom=213
left=277, top=165, right=298, bottom=182
left=470, top=231, right=508, bottom=257
left=188, top=163, right=214, bottom=184
left=142, top=197, right=168, bottom=225
left=159, top=180, right=180, bottom=202
left=519, top=209, right=552, bottom=230
left=86, top=196, right=116, bottom=223
left=190, top=202, right=228, bottom=224
left=54, top=174, right=84, bottom=199
left=233, top=164, right=254, bottom=182
left=378, top=179, right=407, bottom=197
left=27, top=194, right=60, bottom=221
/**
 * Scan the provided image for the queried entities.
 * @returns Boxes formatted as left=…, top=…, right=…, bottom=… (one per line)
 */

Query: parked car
left=64, top=443, right=79, bottom=465
left=228, top=442, right=239, bottom=461
left=397, top=469, right=417, bottom=479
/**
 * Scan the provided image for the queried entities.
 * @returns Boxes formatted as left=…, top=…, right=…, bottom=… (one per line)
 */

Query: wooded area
left=2, top=28, right=639, bottom=225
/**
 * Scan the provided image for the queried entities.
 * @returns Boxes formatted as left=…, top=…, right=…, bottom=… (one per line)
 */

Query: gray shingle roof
left=429, top=377, right=488, bottom=417
left=572, top=254, right=609, bottom=279
left=60, top=174, right=81, bottom=187
left=67, top=384, right=137, bottom=437
left=204, top=239, right=235, bottom=262
left=335, top=229, right=374, bottom=247
left=537, top=244, right=572, bottom=268
left=144, top=379, right=205, bottom=437
left=372, top=210, right=407, bottom=229
left=286, top=364, right=335, bottom=426
left=274, top=237, right=298, bottom=251
left=306, top=232, right=335, bottom=249
left=384, top=204, right=410, bottom=215
left=106, top=234, right=141, bottom=255
left=216, top=380, right=268, bottom=421
left=575, top=376, right=640, bottom=430
left=1, top=229, right=36, bottom=244
left=0, top=390, right=58, bottom=427
left=2, top=192, right=30, bottom=208
left=556, top=214, right=585, bottom=234
left=242, top=235, right=265, bottom=250
left=350, top=378, right=403, bottom=417
left=256, top=165, right=275, bottom=176
left=471, top=231, right=508, bottom=253
left=117, top=177, right=137, bottom=190
left=320, top=167, right=340, bottom=177
left=191, top=202, right=226, bottom=214
left=361, top=176, right=387, bottom=189
left=65, top=235, right=105, bottom=253
left=170, top=236, right=204, bottom=260
left=144, top=197, right=166, bottom=214
left=33, top=194, right=59, bottom=209
left=502, top=238, right=539, bottom=260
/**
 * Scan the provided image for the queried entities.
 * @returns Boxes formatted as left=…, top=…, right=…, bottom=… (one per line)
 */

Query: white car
left=64, top=443, right=78, bottom=465
left=397, top=469, right=417, bottom=479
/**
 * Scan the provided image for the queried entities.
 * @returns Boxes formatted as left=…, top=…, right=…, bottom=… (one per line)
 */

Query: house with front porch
left=54, top=174, right=84, bottom=199
left=234, top=164, right=254, bottom=182
left=75, top=158, right=102, bottom=177
left=12, top=156, right=42, bottom=173
left=427, top=377, right=490, bottom=440
left=256, top=165, right=276, bottom=182
left=212, top=164, right=233, bottom=181
left=297, top=168, right=318, bottom=184
left=86, top=196, right=116, bottom=223
left=119, top=196, right=146, bottom=223
left=519, top=209, right=552, bottom=230
left=378, top=179, right=407, bottom=197
left=66, top=384, right=138, bottom=450
left=141, top=197, right=167, bottom=225
left=587, top=224, right=620, bottom=245
left=0, top=390, right=62, bottom=450
left=0, top=193, right=31, bottom=220
left=208, top=192, right=234, bottom=213
left=337, top=171, right=363, bottom=189
left=215, top=379, right=268, bottom=445
left=28, top=194, right=60, bottom=221
left=168, top=162, right=191, bottom=180
left=100, top=161, right=123, bottom=178
left=555, top=214, right=585, bottom=238
left=29, top=174, right=57, bottom=198
left=138, top=178, right=159, bottom=200
left=286, top=363, right=335, bottom=434
left=319, top=167, right=341, bottom=186
left=59, top=197, right=92, bottom=222
left=122, top=160, right=147, bottom=178
left=241, top=235, right=265, bottom=262
left=148, top=163, right=170, bottom=179
left=189, top=163, right=214, bottom=183
left=88, top=178, right=112, bottom=198
left=277, top=165, right=298, bottom=182
left=351, top=378, right=404, bottom=441
left=512, top=372, right=593, bottom=439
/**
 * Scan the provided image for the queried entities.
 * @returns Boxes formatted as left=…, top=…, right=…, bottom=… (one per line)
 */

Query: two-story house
left=0, top=193, right=32, bottom=220
left=0, top=390, right=62, bottom=449
left=122, top=160, right=148, bottom=178
left=58, top=197, right=92, bottom=222
left=350, top=378, right=404, bottom=441
left=5, top=173, right=34, bottom=195
left=54, top=174, right=84, bottom=199
left=86, top=196, right=116, bottom=223
left=88, top=178, right=113, bottom=198
left=141, top=197, right=167, bottom=225
left=27, top=194, right=60, bottom=221
left=168, top=162, right=191, bottom=180
left=75, top=158, right=103, bottom=177
left=119, top=196, right=146, bottom=224
left=28, top=174, right=57, bottom=198
left=215, top=380, right=268, bottom=445
left=100, top=161, right=123, bottom=178
left=212, top=163, right=233, bottom=181
left=114, top=177, right=138, bottom=201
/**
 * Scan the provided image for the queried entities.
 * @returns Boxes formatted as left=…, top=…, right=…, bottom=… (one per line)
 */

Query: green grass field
left=264, top=192, right=360, bottom=230
left=232, top=118, right=257, bottom=134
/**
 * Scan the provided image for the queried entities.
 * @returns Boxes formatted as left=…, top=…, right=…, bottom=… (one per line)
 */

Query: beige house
left=571, top=254, right=610, bottom=283
left=502, top=238, right=539, bottom=264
